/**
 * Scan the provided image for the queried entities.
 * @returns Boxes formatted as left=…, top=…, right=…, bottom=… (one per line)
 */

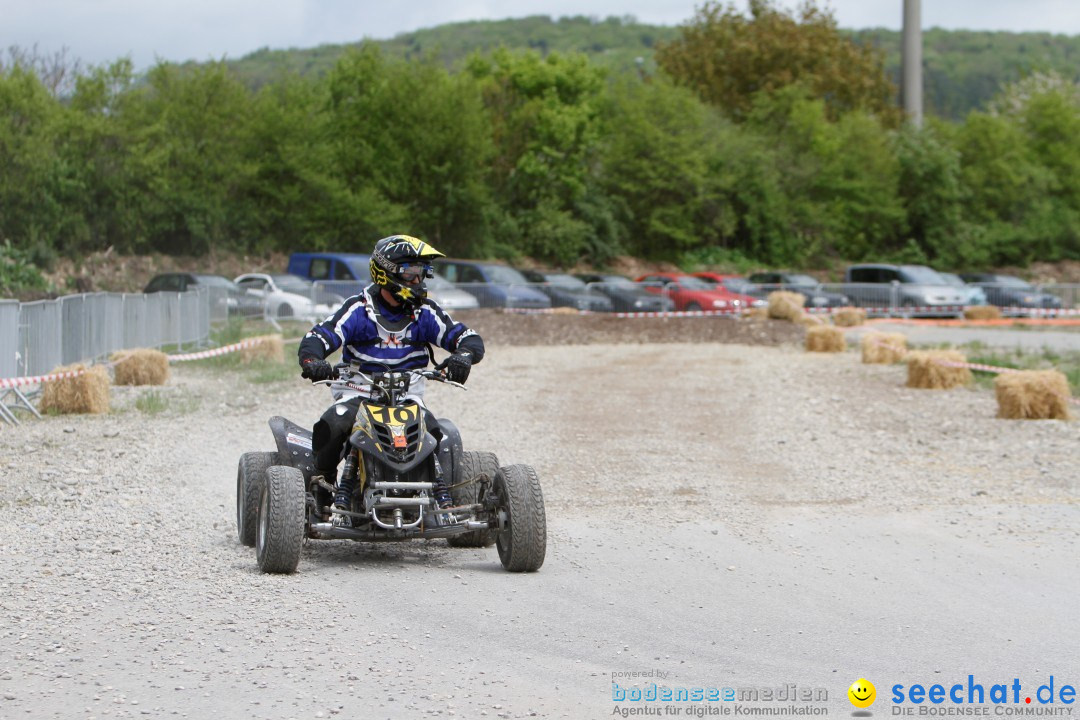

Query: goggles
left=398, top=263, right=434, bottom=284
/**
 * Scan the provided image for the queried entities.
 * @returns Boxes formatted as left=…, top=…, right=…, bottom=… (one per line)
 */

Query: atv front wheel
left=448, top=451, right=500, bottom=548
left=256, top=466, right=306, bottom=574
left=237, top=451, right=276, bottom=547
left=494, top=464, right=547, bottom=572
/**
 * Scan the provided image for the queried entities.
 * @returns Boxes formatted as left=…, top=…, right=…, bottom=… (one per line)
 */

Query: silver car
left=426, top=273, right=480, bottom=311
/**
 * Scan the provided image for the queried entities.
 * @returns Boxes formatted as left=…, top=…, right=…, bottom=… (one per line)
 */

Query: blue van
left=287, top=252, right=371, bottom=299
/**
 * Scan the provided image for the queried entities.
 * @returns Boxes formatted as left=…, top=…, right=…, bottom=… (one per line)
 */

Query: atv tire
left=236, top=451, right=276, bottom=547
left=494, top=464, right=547, bottom=572
left=447, top=451, right=499, bottom=548
left=256, top=466, right=306, bottom=574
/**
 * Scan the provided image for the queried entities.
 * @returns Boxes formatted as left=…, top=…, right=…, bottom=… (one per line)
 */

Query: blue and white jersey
left=302, top=285, right=475, bottom=373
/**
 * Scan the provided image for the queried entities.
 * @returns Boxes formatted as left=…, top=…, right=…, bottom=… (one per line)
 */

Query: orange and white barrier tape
left=0, top=367, right=88, bottom=390
left=502, top=308, right=743, bottom=317
left=167, top=337, right=269, bottom=362
left=1, top=335, right=301, bottom=388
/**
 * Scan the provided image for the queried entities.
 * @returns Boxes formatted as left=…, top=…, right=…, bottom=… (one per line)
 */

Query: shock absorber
left=431, top=454, right=453, bottom=510
left=334, top=451, right=360, bottom=509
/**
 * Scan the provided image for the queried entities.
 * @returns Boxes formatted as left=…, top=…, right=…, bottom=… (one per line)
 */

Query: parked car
left=635, top=273, right=753, bottom=312
left=433, top=260, right=551, bottom=309
left=958, top=273, right=1064, bottom=311
left=574, top=273, right=675, bottom=312
left=518, top=270, right=614, bottom=312
left=143, top=272, right=259, bottom=317
left=843, top=264, right=967, bottom=310
left=426, top=273, right=480, bottom=311
left=234, top=273, right=340, bottom=320
left=743, top=271, right=851, bottom=308
left=287, top=252, right=372, bottom=299
left=937, top=272, right=987, bottom=306
left=689, top=272, right=768, bottom=307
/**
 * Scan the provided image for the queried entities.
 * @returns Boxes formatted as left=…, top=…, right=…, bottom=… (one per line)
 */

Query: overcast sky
left=4, top=0, right=1080, bottom=72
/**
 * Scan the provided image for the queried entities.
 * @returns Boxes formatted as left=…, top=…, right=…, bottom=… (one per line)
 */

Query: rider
left=297, top=234, right=485, bottom=518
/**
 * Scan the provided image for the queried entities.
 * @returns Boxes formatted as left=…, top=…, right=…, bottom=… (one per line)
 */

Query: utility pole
left=902, top=0, right=923, bottom=127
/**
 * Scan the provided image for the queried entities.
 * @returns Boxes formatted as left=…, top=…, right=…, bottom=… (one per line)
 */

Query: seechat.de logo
left=849, top=678, right=877, bottom=709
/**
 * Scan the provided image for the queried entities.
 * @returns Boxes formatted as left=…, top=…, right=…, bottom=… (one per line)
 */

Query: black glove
left=442, top=352, right=473, bottom=384
left=300, top=358, right=335, bottom=382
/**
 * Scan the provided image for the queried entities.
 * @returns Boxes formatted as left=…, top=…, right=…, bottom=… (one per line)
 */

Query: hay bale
left=833, top=308, right=867, bottom=327
left=111, top=349, right=170, bottom=386
left=744, top=307, right=769, bottom=321
left=964, top=305, right=1002, bottom=321
left=795, top=312, right=824, bottom=327
left=39, top=364, right=110, bottom=414
left=994, top=370, right=1073, bottom=420
left=905, top=350, right=972, bottom=389
left=767, top=291, right=805, bottom=321
left=860, top=332, right=908, bottom=364
left=805, top=325, right=846, bottom=352
left=239, top=335, right=285, bottom=364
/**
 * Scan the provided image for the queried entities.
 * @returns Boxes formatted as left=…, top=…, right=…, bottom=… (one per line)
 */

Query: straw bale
left=795, top=312, right=824, bottom=327
left=239, top=335, right=285, bottom=364
left=860, top=332, right=908, bottom=364
left=767, top=291, right=805, bottom=321
left=994, top=370, right=1073, bottom=420
left=39, top=364, right=110, bottom=415
left=744, top=307, right=769, bottom=321
left=111, top=349, right=170, bottom=386
left=905, top=350, right=972, bottom=389
left=963, top=305, right=1002, bottom=321
left=551, top=307, right=580, bottom=315
left=832, top=308, right=867, bottom=327
left=805, top=325, right=846, bottom=352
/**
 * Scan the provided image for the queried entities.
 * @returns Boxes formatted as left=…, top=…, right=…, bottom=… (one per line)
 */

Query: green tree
left=656, top=0, right=901, bottom=125
left=0, top=64, right=66, bottom=256
left=893, top=125, right=967, bottom=265
left=324, top=46, right=493, bottom=254
left=745, top=87, right=904, bottom=262
left=467, top=48, right=608, bottom=263
left=117, top=61, right=256, bottom=255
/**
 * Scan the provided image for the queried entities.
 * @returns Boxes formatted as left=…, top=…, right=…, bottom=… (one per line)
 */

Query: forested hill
left=223, top=15, right=1080, bottom=120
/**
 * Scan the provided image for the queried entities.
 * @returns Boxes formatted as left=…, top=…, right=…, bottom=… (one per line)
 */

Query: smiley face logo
left=848, top=678, right=876, bottom=708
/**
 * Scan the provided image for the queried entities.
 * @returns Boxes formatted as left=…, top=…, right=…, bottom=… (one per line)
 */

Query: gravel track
left=1, top=324, right=1078, bottom=719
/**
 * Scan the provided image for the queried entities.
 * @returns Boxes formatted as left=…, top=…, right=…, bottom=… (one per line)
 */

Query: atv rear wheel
left=236, top=451, right=276, bottom=547
left=447, top=451, right=499, bottom=548
left=494, top=464, right=547, bottom=572
left=256, top=466, right=306, bottom=574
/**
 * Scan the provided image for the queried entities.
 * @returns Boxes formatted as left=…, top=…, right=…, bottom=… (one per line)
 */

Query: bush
left=0, top=240, right=47, bottom=296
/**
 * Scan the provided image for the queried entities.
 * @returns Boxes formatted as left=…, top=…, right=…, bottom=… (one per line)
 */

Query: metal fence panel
left=19, top=301, right=63, bottom=377
left=102, top=294, right=125, bottom=359
left=0, top=301, right=20, bottom=379
left=1043, top=284, right=1078, bottom=310
left=60, top=294, right=87, bottom=365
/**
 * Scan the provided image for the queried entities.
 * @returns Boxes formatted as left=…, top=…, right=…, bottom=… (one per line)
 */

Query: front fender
left=349, top=430, right=438, bottom=474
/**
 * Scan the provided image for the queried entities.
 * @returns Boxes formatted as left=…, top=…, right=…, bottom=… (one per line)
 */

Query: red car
left=635, top=273, right=759, bottom=312
left=691, top=272, right=767, bottom=308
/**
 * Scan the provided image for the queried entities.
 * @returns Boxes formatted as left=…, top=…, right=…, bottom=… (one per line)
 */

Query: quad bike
left=235, top=365, right=546, bottom=574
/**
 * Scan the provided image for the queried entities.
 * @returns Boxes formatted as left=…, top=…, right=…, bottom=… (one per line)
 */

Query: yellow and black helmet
left=369, top=235, right=445, bottom=307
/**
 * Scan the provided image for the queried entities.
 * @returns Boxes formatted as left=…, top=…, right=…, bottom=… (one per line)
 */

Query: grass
left=959, top=344, right=1080, bottom=395
left=134, top=389, right=202, bottom=415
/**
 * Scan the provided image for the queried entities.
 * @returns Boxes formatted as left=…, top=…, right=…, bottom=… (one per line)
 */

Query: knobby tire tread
left=257, top=466, right=306, bottom=574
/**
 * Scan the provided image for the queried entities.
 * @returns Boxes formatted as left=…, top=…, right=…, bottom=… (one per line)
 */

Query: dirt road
left=1, top=333, right=1078, bottom=719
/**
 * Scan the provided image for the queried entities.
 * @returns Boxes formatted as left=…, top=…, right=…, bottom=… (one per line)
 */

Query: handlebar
left=313, top=364, right=467, bottom=391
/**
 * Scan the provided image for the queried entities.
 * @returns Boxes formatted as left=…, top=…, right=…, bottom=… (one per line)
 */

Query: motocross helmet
left=369, top=235, right=445, bottom=307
